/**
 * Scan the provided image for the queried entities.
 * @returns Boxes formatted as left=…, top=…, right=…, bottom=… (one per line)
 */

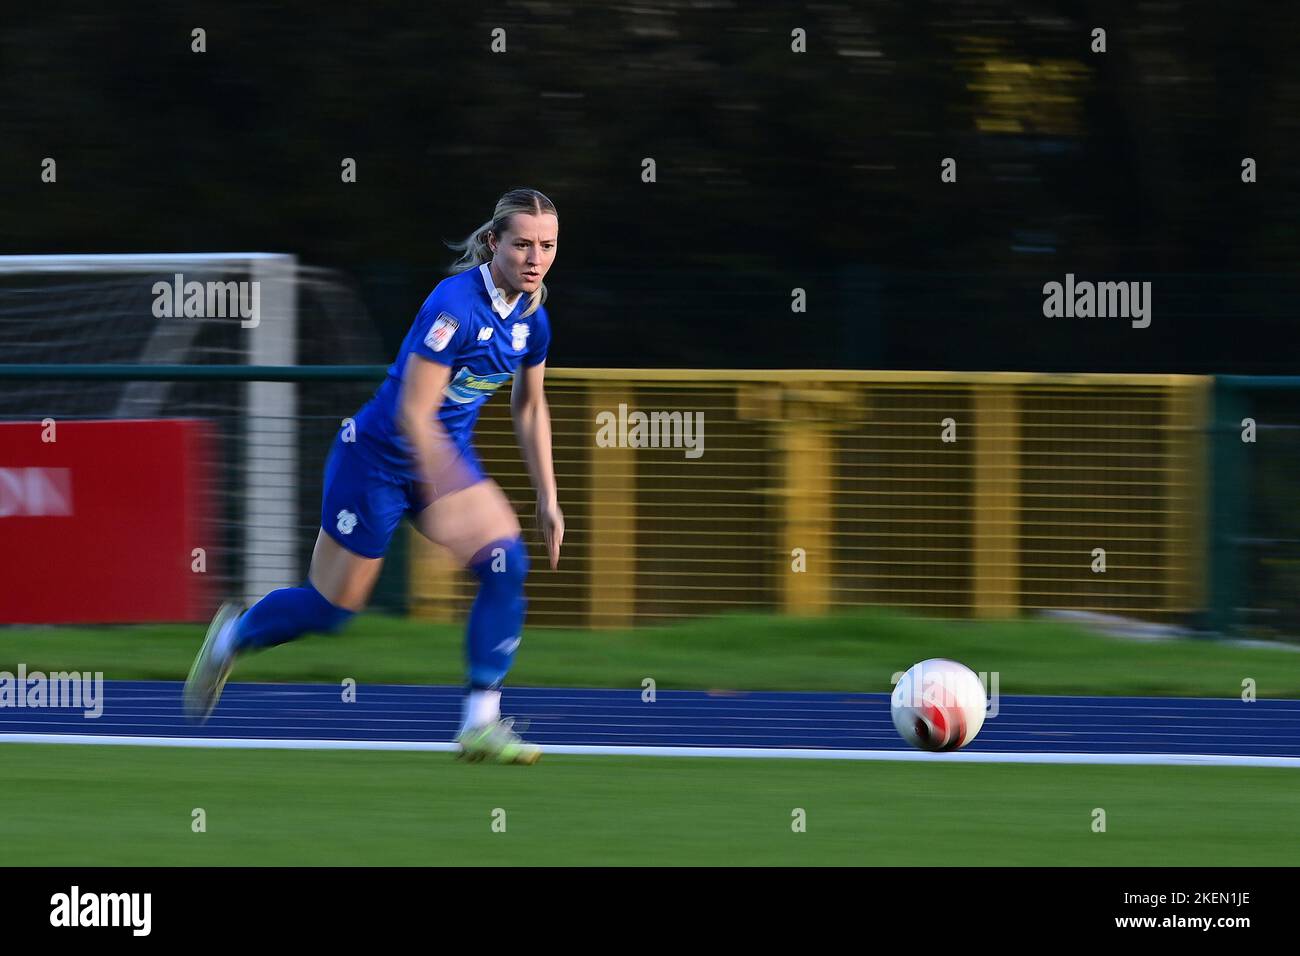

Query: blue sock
left=465, top=537, right=529, bottom=690
left=233, top=582, right=354, bottom=652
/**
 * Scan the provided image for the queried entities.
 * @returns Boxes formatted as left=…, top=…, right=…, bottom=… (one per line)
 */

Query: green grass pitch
left=1, top=745, right=1295, bottom=866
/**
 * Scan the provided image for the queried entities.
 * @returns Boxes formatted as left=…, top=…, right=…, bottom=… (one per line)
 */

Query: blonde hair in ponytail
left=446, top=187, right=557, bottom=319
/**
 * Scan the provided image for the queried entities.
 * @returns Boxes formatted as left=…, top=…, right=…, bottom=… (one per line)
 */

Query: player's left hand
left=536, top=497, right=564, bottom=569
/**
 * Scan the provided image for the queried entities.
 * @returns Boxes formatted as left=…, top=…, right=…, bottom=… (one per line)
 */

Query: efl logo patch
left=424, top=312, right=459, bottom=352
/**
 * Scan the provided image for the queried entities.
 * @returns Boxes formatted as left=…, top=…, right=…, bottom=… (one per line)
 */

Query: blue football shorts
left=319, top=433, right=487, bottom=558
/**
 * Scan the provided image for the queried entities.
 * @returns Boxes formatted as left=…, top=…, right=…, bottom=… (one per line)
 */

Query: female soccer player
left=184, top=187, right=563, bottom=764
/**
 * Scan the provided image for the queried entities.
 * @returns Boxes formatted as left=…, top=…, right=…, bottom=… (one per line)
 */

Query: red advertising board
left=0, top=419, right=214, bottom=623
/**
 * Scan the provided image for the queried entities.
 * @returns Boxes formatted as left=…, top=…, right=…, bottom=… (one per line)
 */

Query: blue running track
left=2, top=682, right=1299, bottom=767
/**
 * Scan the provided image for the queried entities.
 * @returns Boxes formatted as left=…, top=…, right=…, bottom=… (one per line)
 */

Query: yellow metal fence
left=411, top=370, right=1209, bottom=628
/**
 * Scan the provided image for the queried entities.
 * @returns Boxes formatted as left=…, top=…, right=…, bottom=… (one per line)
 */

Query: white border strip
left=3, top=734, right=1299, bottom=767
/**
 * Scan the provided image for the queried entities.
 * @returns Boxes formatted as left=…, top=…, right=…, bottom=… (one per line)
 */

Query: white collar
left=479, top=263, right=522, bottom=320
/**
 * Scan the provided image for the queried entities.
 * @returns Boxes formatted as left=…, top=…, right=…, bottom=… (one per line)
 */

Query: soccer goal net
left=0, top=253, right=386, bottom=612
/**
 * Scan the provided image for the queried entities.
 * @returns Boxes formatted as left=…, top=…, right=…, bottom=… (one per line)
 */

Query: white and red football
left=891, top=658, right=988, bottom=751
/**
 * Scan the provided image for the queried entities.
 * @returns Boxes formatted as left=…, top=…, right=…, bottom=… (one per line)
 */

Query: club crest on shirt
left=511, top=322, right=530, bottom=351
left=424, top=312, right=459, bottom=352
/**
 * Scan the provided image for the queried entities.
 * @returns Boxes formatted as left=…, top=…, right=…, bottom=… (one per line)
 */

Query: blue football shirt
left=352, top=263, right=551, bottom=478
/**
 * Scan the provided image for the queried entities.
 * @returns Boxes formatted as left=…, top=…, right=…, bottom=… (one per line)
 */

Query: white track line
left=3, top=733, right=1299, bottom=767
